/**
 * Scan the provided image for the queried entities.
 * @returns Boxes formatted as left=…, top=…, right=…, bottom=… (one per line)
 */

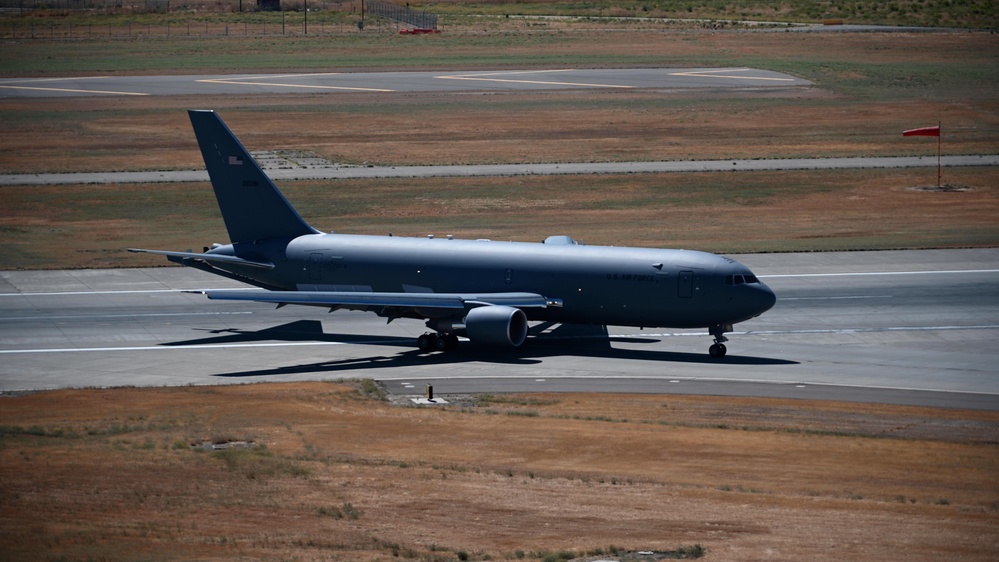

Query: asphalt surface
left=3, top=155, right=996, bottom=186
left=2, top=249, right=997, bottom=410
left=0, top=68, right=810, bottom=98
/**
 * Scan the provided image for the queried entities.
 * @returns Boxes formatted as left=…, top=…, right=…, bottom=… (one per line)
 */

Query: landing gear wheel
left=434, top=334, right=449, bottom=351
left=417, top=333, right=434, bottom=351
left=709, top=343, right=727, bottom=358
left=418, top=332, right=460, bottom=352
left=708, top=324, right=731, bottom=358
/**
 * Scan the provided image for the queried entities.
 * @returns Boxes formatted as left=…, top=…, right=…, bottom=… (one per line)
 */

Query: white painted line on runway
left=0, top=341, right=356, bottom=354
left=197, top=75, right=394, bottom=92
left=437, top=70, right=634, bottom=89
left=213, top=72, right=345, bottom=80
left=0, top=288, right=263, bottom=297
left=761, top=269, right=999, bottom=278
left=0, top=85, right=150, bottom=96
left=739, top=325, right=999, bottom=336
left=779, top=295, right=892, bottom=301
left=616, top=324, right=999, bottom=339
left=0, top=311, right=253, bottom=322
left=670, top=68, right=796, bottom=82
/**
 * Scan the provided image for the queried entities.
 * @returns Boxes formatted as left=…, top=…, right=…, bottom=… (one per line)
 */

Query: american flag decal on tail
left=228, top=155, right=243, bottom=165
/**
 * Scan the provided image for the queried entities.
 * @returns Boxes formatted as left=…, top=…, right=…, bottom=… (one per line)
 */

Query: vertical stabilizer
left=188, top=110, right=320, bottom=244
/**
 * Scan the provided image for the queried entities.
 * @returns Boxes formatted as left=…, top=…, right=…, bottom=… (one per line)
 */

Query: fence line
left=0, top=17, right=396, bottom=38
left=0, top=0, right=355, bottom=12
left=366, top=0, right=435, bottom=30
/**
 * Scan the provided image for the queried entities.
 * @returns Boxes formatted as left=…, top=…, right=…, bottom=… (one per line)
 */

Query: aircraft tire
left=417, top=333, right=434, bottom=351
left=709, top=343, right=727, bottom=358
left=434, top=334, right=449, bottom=351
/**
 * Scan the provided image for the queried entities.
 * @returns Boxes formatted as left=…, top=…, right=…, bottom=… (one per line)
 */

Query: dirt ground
left=2, top=382, right=998, bottom=561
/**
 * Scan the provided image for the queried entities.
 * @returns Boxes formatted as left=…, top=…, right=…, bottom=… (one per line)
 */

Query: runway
left=2, top=249, right=997, bottom=410
left=0, top=67, right=810, bottom=98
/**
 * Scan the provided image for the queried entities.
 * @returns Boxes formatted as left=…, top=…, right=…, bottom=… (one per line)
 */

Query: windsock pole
left=902, top=122, right=942, bottom=188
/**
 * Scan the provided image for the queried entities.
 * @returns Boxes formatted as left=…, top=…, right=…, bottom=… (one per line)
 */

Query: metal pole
left=937, top=121, right=942, bottom=188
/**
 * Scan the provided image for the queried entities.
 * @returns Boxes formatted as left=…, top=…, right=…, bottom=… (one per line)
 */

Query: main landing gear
left=708, top=324, right=731, bottom=358
left=417, top=332, right=459, bottom=352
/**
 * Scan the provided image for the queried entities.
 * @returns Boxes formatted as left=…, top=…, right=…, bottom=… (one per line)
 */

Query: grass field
left=2, top=382, right=997, bottom=561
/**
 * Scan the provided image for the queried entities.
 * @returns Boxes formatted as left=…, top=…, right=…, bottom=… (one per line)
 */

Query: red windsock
left=903, top=126, right=941, bottom=137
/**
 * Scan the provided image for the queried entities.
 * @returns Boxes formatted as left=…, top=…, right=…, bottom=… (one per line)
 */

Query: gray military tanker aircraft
left=131, top=110, right=776, bottom=357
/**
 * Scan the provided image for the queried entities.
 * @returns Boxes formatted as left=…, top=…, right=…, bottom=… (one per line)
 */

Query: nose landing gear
left=708, top=324, right=731, bottom=358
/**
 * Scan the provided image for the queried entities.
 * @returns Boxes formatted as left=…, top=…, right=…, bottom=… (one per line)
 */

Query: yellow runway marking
left=436, top=69, right=634, bottom=89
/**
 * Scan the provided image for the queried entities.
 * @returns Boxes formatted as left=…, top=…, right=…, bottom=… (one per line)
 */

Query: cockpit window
left=725, top=274, right=760, bottom=285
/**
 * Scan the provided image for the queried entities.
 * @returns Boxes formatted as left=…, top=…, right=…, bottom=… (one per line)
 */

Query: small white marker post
left=411, top=384, right=446, bottom=405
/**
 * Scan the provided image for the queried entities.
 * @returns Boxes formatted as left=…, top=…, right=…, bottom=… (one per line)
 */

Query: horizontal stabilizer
left=199, top=290, right=556, bottom=310
left=128, top=248, right=274, bottom=269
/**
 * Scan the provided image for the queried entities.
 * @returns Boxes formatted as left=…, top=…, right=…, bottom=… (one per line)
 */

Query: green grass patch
left=211, top=445, right=312, bottom=479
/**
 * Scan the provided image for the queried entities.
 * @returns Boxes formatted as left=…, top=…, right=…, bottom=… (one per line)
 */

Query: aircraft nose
left=753, top=282, right=777, bottom=316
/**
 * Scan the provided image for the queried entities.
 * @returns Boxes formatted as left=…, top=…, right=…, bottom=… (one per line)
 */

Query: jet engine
left=464, top=306, right=528, bottom=347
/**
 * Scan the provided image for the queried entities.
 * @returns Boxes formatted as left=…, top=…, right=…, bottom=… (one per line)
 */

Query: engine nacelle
left=464, top=306, right=528, bottom=347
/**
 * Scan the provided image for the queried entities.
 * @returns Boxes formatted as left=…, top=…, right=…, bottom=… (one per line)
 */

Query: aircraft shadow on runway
left=163, top=320, right=796, bottom=378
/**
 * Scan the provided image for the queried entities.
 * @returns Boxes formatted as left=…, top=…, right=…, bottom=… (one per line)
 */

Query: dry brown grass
left=2, top=31, right=997, bottom=268
left=2, top=382, right=997, bottom=561
left=1, top=92, right=996, bottom=174
left=4, top=166, right=996, bottom=269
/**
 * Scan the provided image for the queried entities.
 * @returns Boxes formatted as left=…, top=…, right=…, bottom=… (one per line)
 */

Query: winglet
left=188, top=110, right=320, bottom=244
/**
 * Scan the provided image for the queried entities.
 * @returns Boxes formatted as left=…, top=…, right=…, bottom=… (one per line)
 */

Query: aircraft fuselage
left=210, top=233, right=775, bottom=330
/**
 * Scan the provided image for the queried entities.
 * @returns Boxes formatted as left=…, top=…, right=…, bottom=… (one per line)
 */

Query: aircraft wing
left=128, top=248, right=274, bottom=269
left=199, top=290, right=560, bottom=311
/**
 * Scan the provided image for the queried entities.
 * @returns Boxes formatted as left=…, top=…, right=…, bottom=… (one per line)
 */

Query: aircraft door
left=308, top=252, right=323, bottom=281
left=678, top=270, right=693, bottom=298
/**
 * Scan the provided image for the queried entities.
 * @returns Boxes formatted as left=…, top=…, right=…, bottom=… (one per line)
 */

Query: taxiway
left=0, top=67, right=811, bottom=98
